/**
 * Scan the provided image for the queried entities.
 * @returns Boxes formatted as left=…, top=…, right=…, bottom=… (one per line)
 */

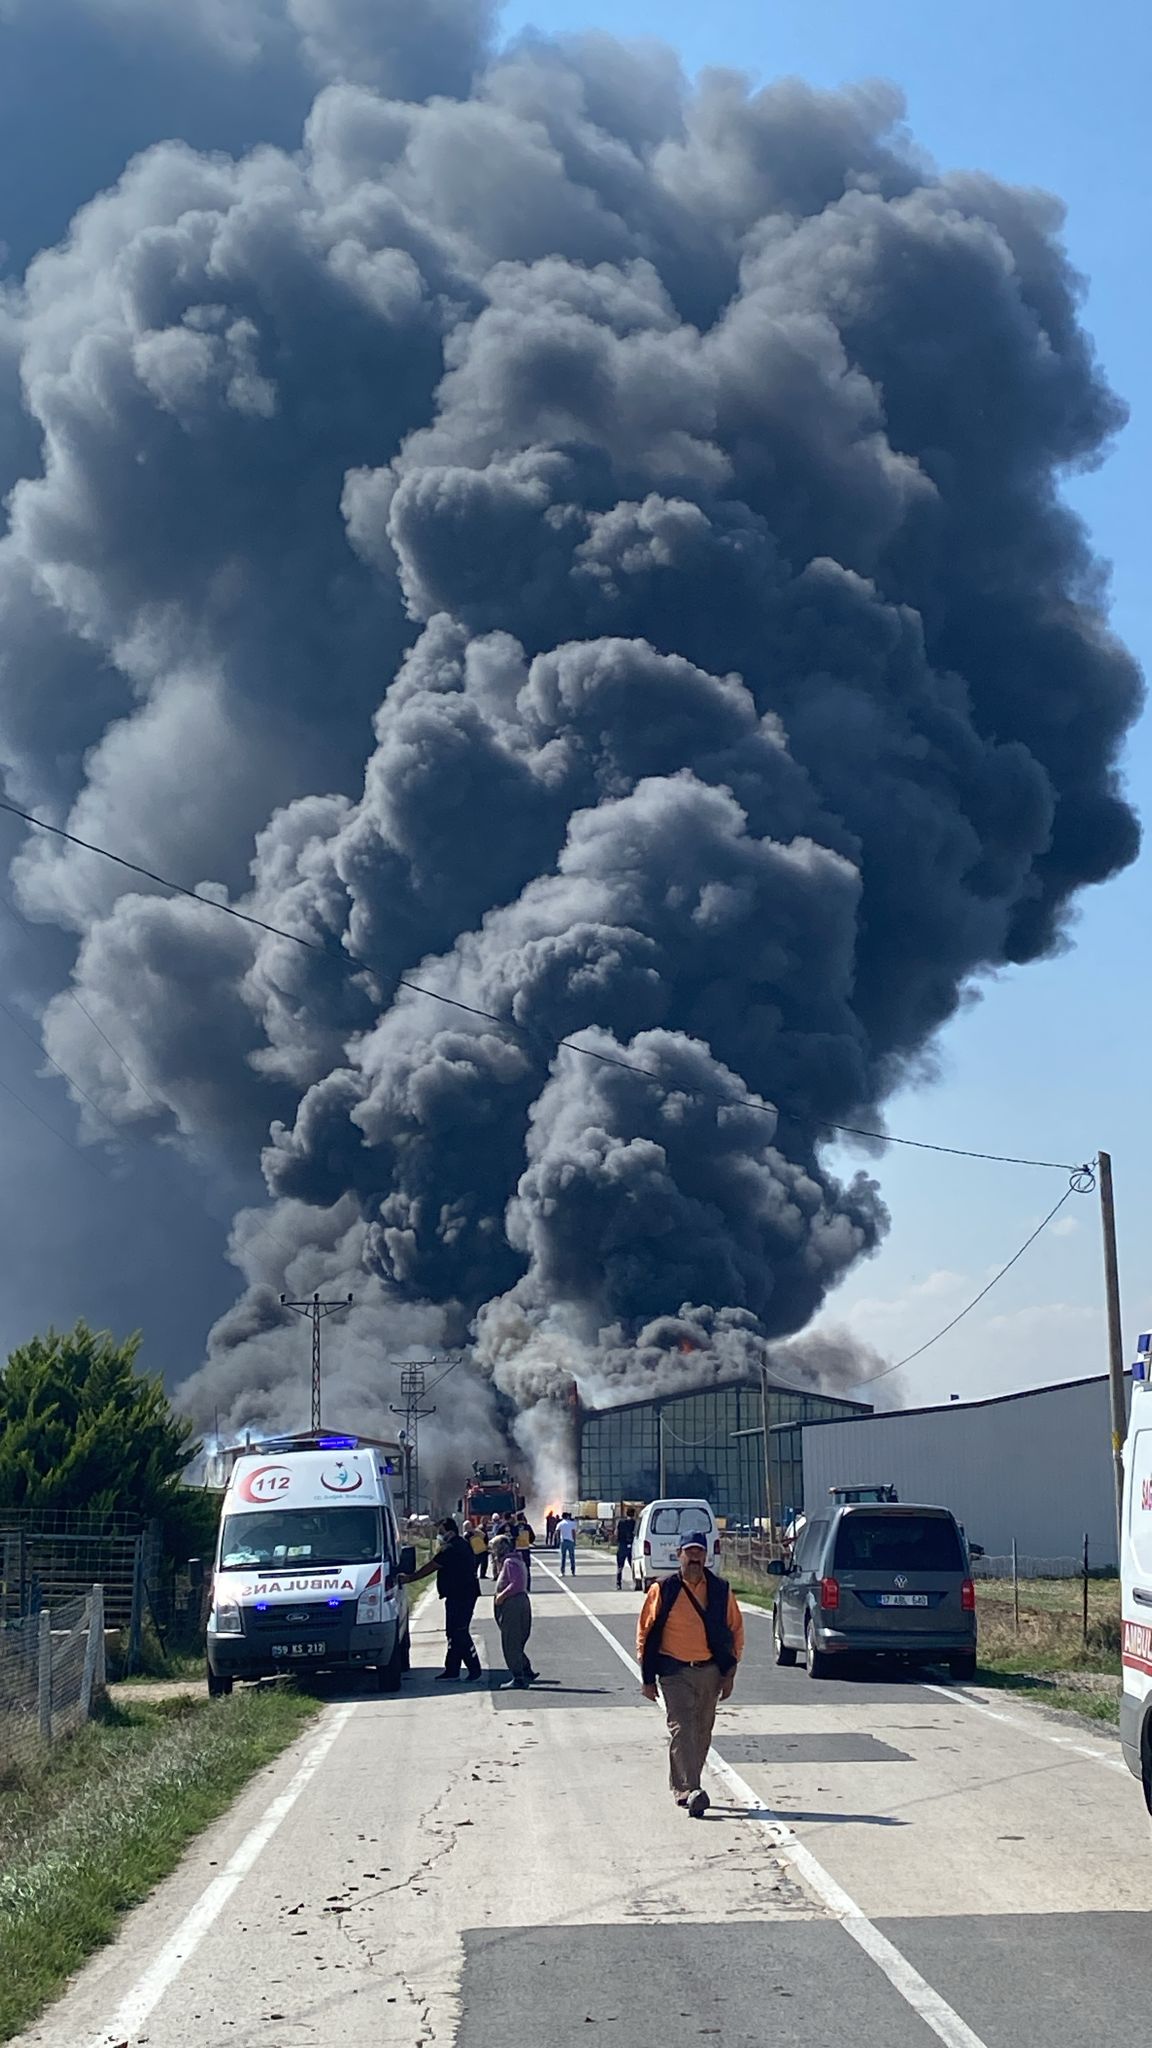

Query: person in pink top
left=491, top=1534, right=538, bottom=1689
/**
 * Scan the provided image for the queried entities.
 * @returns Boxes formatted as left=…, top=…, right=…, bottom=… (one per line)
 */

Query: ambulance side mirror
left=399, top=1546, right=416, bottom=1578
left=187, top=1557, right=204, bottom=1590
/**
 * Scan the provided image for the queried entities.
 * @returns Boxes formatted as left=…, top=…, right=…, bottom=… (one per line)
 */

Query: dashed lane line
left=739, top=1599, right=1129, bottom=1779
left=539, top=1558, right=990, bottom=2048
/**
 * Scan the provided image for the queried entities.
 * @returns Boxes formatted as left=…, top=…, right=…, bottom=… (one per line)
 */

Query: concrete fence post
left=79, top=1585, right=104, bottom=1718
left=128, top=1536, right=145, bottom=1675
left=92, top=1583, right=106, bottom=1696
left=37, top=1606, right=52, bottom=1741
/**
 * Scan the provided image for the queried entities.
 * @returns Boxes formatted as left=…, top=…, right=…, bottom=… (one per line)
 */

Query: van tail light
left=961, top=1578, right=975, bottom=1613
left=819, top=1576, right=840, bottom=1611
left=643, top=1539, right=651, bottom=1556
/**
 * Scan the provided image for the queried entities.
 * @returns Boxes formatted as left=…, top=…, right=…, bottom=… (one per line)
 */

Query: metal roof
left=767, top=1370, right=1123, bottom=1434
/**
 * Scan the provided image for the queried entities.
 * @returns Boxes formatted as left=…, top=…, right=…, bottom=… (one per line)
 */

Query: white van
left=206, top=1436, right=414, bottom=1697
left=631, top=1499, right=721, bottom=1590
left=1121, top=1351, right=1152, bottom=1797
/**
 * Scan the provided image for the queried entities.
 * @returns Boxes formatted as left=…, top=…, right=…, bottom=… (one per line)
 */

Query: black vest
left=641, top=1569, right=737, bottom=1684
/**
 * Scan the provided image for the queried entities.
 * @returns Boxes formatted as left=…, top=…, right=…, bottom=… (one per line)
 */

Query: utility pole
left=390, top=1356, right=457, bottom=1517
left=658, top=1406, right=667, bottom=1495
left=280, top=1293, right=353, bottom=1433
left=1098, top=1151, right=1127, bottom=1543
left=759, top=1364, right=778, bottom=1551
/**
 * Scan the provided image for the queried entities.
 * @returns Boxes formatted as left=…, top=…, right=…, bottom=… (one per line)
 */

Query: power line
left=0, top=1069, right=112, bottom=1177
left=0, top=992, right=130, bottom=1144
left=0, top=882, right=310, bottom=1268
left=0, top=887, right=168, bottom=1117
left=0, top=795, right=1087, bottom=1175
left=850, top=1171, right=1090, bottom=1387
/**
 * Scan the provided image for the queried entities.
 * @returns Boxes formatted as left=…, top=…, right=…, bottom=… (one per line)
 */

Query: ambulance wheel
left=376, top=1637, right=404, bottom=1692
left=949, top=1652, right=977, bottom=1683
left=401, top=1626, right=411, bottom=1671
left=207, top=1665, right=233, bottom=1699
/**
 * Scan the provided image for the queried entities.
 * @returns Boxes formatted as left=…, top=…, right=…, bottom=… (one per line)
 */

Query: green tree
left=0, top=1321, right=199, bottom=1518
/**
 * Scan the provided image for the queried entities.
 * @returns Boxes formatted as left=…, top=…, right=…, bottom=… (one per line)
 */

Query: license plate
left=879, top=1594, right=928, bottom=1608
left=271, top=1641, right=326, bottom=1657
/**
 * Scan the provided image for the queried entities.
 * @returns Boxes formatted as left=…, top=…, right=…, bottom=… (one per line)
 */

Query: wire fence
left=0, top=1586, right=106, bottom=1769
left=971, top=1554, right=1085, bottom=1581
left=719, top=1534, right=779, bottom=1578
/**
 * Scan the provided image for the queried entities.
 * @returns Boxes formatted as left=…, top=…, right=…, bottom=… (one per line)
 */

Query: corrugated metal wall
left=797, top=1375, right=1124, bottom=1566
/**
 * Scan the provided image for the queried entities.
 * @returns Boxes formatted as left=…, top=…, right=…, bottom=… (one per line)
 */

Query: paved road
left=17, top=1554, right=1149, bottom=2048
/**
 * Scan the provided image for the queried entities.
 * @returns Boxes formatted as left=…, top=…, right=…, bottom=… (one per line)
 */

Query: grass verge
left=0, top=1686, right=321, bottom=2041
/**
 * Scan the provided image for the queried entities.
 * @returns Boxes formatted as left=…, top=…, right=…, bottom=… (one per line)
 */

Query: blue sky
left=503, top=0, right=1151, bottom=1406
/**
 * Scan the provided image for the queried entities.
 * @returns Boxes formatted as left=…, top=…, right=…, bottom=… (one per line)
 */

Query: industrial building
left=786, top=1372, right=1128, bottom=1567
left=577, top=1375, right=871, bottom=1524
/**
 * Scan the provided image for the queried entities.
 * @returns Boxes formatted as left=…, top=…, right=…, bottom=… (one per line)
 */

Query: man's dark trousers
left=616, top=1543, right=630, bottom=1588
left=444, top=1592, right=480, bottom=1677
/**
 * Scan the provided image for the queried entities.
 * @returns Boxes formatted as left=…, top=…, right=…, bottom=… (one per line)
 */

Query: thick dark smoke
left=0, top=4, right=1140, bottom=1492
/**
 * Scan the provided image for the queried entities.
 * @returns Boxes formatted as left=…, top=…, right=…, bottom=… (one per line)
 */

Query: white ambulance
left=1121, top=1338, right=1152, bottom=1798
left=206, top=1434, right=414, bottom=1696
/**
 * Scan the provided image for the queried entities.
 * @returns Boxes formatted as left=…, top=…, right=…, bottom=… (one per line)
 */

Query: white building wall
left=798, top=1375, right=1123, bottom=1566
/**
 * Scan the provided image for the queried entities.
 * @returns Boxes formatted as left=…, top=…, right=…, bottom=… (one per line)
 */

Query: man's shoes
left=500, top=1677, right=530, bottom=1689
left=434, top=1671, right=459, bottom=1683
left=465, top=1666, right=482, bottom=1682
left=687, top=1789, right=709, bottom=1819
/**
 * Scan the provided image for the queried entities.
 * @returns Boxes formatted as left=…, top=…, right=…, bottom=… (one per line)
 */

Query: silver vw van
left=772, top=1502, right=977, bottom=1680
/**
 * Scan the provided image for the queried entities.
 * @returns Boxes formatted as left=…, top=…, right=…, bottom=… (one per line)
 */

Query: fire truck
left=460, top=1463, right=525, bottom=1521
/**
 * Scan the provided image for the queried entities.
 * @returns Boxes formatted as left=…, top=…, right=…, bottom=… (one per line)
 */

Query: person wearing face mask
left=636, top=1533, right=743, bottom=1816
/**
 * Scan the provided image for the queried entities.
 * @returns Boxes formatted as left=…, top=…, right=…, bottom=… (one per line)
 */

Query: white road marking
left=742, top=1599, right=1130, bottom=1779
left=540, top=1559, right=990, bottom=2048
left=922, top=1682, right=1129, bottom=1774
left=87, top=1585, right=441, bottom=2048
left=87, top=1702, right=359, bottom=2048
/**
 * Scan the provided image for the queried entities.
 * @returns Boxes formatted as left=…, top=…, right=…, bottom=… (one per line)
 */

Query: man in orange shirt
left=637, top=1531, right=744, bottom=1817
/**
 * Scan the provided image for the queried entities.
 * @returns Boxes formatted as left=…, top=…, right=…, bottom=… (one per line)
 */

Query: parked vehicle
left=771, top=1502, right=976, bottom=1680
left=829, top=1483, right=899, bottom=1505
left=206, top=1434, right=414, bottom=1697
left=1120, top=1349, right=1152, bottom=1802
left=631, top=1499, right=721, bottom=1590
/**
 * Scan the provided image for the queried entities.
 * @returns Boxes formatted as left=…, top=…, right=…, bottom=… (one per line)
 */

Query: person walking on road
left=514, top=1511, right=536, bottom=1589
left=636, top=1532, right=743, bottom=1816
left=468, top=1516, right=489, bottom=1579
left=557, top=1512, right=577, bottom=1576
left=491, top=1534, right=537, bottom=1688
left=401, top=1517, right=482, bottom=1681
left=614, top=1508, right=636, bottom=1590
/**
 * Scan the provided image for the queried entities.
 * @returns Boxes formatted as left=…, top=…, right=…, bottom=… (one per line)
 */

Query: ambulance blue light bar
left=1132, top=1333, right=1151, bottom=1381
left=318, top=1435, right=359, bottom=1449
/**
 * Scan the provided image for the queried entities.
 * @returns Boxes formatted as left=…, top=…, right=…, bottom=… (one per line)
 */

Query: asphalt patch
left=717, top=1733, right=911, bottom=1765
left=472, top=1611, right=637, bottom=1709
left=873, top=1912, right=1152, bottom=2048
left=455, top=1922, right=949, bottom=2048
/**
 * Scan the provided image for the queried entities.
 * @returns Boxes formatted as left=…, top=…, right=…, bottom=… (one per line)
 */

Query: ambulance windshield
left=219, top=1506, right=383, bottom=1570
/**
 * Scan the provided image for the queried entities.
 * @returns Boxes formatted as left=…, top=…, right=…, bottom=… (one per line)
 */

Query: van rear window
left=833, top=1514, right=964, bottom=1573
left=649, top=1506, right=714, bottom=1535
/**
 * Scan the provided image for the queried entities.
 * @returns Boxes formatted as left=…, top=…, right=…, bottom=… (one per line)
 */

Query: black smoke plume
left=0, top=5, right=1140, bottom=1489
